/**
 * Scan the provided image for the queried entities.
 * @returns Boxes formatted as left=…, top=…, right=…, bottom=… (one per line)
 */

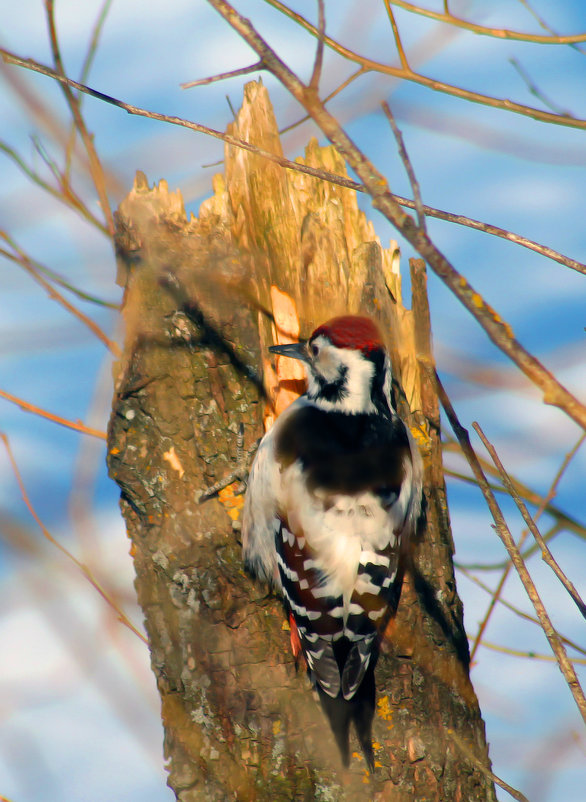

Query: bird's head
left=269, top=315, right=393, bottom=415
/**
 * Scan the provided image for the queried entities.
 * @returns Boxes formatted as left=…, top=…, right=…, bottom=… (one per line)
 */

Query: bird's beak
left=268, top=341, right=310, bottom=363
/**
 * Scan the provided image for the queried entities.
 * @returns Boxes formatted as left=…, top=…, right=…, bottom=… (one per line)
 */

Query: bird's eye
left=310, top=343, right=319, bottom=357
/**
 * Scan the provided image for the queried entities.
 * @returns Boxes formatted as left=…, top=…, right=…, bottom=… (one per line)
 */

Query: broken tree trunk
left=108, top=81, right=497, bottom=801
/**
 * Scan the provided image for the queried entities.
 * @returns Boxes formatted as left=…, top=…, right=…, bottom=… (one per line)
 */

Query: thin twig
left=0, top=432, right=147, bottom=644
left=0, top=388, right=107, bottom=440
left=443, top=439, right=586, bottom=544
left=515, top=0, right=586, bottom=55
left=2, top=47, right=584, bottom=277
left=65, top=0, right=114, bottom=178
left=205, top=0, right=586, bottom=432
left=383, top=0, right=586, bottom=45
left=467, top=427, right=586, bottom=720
left=280, top=65, right=367, bottom=134
left=44, top=0, right=114, bottom=236
left=0, top=243, right=118, bottom=308
left=0, top=140, right=109, bottom=235
left=469, top=431, right=585, bottom=659
left=458, top=566, right=586, bottom=657
left=433, top=374, right=586, bottom=723
left=448, top=729, right=530, bottom=802
left=477, top=429, right=586, bottom=620
left=510, top=57, right=574, bottom=117
left=383, top=0, right=410, bottom=71
left=308, top=0, right=325, bottom=92
left=1, top=232, right=119, bottom=355
left=181, top=60, right=264, bottom=89
left=262, top=0, right=586, bottom=131
left=382, top=101, right=426, bottom=232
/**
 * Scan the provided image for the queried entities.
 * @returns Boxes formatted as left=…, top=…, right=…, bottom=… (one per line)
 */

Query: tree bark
left=108, top=81, right=497, bottom=801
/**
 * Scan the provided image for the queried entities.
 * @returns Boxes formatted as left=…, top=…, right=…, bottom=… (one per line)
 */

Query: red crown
left=310, top=315, right=384, bottom=354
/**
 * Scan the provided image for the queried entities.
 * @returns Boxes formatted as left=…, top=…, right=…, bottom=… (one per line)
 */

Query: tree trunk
left=108, top=81, right=497, bottom=801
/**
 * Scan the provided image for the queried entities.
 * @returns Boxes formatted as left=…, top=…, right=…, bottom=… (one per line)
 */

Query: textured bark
left=107, top=81, right=497, bottom=801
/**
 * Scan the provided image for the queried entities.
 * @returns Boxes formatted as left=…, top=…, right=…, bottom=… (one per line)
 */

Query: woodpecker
left=242, top=315, right=423, bottom=769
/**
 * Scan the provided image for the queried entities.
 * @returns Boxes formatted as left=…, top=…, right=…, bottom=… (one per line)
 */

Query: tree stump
left=107, top=81, right=497, bottom=801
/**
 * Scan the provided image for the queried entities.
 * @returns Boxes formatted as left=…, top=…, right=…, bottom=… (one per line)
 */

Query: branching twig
left=510, top=57, right=575, bottom=117
left=262, top=0, right=586, bottom=131
left=1, top=231, right=120, bottom=355
left=308, top=0, right=325, bottom=92
left=0, top=243, right=118, bottom=308
left=65, top=0, right=114, bottom=178
left=448, top=729, right=530, bottom=802
left=382, top=101, right=426, bottom=232
left=431, top=373, right=586, bottom=723
left=0, top=388, right=107, bottom=440
left=468, top=431, right=586, bottom=659
left=0, top=141, right=109, bottom=235
left=2, top=47, right=584, bottom=277
left=44, top=0, right=114, bottom=236
left=476, top=428, right=586, bottom=620
left=181, top=60, right=265, bottom=89
left=205, top=0, right=586, bottom=432
left=458, top=566, right=586, bottom=657
left=0, top=432, right=146, bottom=644
left=381, top=0, right=586, bottom=46
left=383, top=0, right=410, bottom=71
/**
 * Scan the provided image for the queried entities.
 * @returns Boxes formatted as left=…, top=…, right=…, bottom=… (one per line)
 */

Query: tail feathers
left=316, top=669, right=376, bottom=771
left=341, top=637, right=375, bottom=700
left=304, top=639, right=341, bottom=698
left=298, top=634, right=379, bottom=769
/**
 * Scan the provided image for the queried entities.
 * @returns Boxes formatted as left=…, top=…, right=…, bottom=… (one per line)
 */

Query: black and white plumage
left=242, top=315, right=423, bottom=768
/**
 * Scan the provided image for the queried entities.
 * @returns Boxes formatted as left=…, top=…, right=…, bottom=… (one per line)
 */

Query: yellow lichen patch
left=471, top=292, right=484, bottom=309
left=352, top=751, right=363, bottom=761
left=218, top=483, right=245, bottom=521
left=372, top=741, right=382, bottom=751
left=110, top=446, right=120, bottom=455
left=374, top=760, right=383, bottom=769
left=362, top=770, right=371, bottom=784
left=163, top=446, right=185, bottom=478
left=377, top=695, right=393, bottom=722
left=272, top=720, right=281, bottom=736
left=281, top=619, right=291, bottom=631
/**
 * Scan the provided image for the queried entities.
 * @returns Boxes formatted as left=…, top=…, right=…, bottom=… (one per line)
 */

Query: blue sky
left=1, top=2, right=585, bottom=800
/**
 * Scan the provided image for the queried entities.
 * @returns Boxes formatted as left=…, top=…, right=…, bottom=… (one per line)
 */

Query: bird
left=242, top=314, right=423, bottom=769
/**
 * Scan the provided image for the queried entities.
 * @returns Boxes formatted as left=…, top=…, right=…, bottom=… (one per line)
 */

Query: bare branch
left=44, top=0, right=114, bottom=236
left=262, top=0, right=586, bottom=131
left=0, top=140, right=110, bottom=235
left=2, top=47, right=584, bottom=277
left=433, top=374, right=586, bottom=723
left=469, top=430, right=586, bottom=659
left=387, top=0, right=586, bottom=45
left=459, top=566, right=586, bottom=657
left=0, top=432, right=146, bottom=643
left=181, top=60, right=264, bottom=89
left=477, top=430, right=586, bottom=620
left=205, top=0, right=586, bottom=430
left=65, top=0, right=114, bottom=178
left=382, top=101, right=426, bottom=232
left=1, top=231, right=120, bottom=355
left=0, top=388, right=107, bottom=440
left=308, top=0, right=325, bottom=92
left=448, top=730, right=530, bottom=802
left=510, top=57, right=575, bottom=117
left=383, top=0, right=410, bottom=71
